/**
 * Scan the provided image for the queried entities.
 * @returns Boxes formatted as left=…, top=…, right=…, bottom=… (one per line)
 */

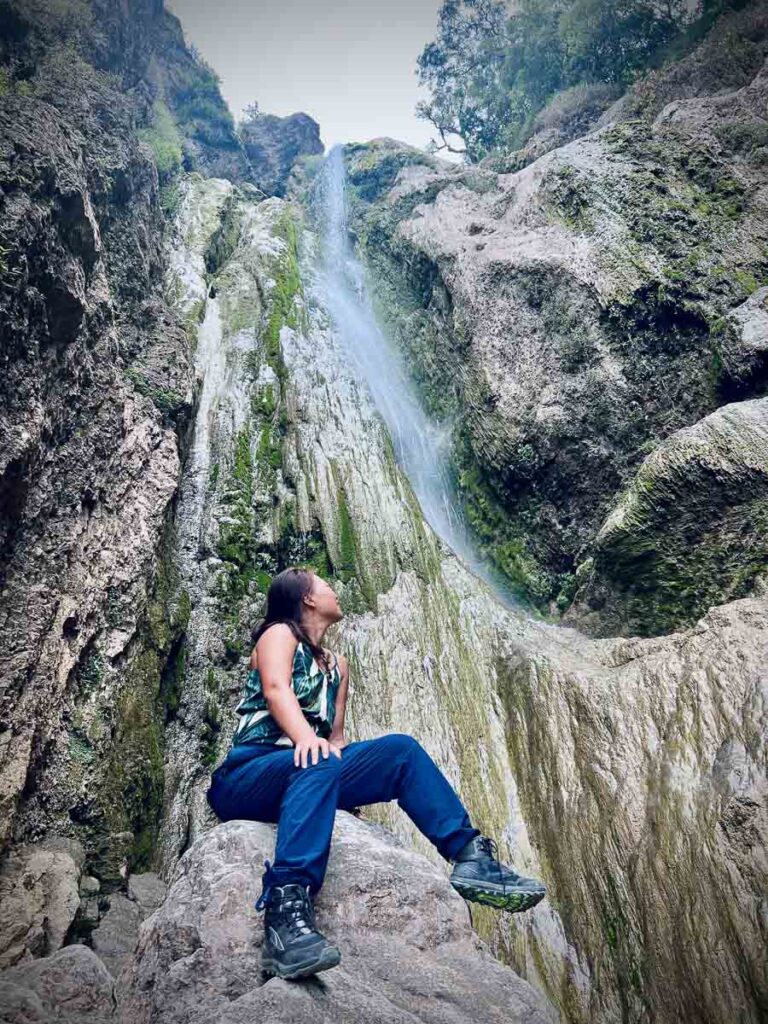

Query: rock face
left=565, top=397, right=768, bottom=635
left=0, top=0, right=197, bottom=875
left=342, top=3, right=768, bottom=637
left=118, top=815, right=556, bottom=1024
left=146, top=171, right=765, bottom=1023
left=240, top=110, right=324, bottom=197
left=0, top=837, right=84, bottom=968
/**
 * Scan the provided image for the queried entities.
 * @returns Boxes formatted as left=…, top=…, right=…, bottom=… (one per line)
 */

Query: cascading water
left=312, top=145, right=521, bottom=609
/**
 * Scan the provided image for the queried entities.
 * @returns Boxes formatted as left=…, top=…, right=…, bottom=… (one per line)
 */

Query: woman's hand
left=293, top=734, right=344, bottom=768
left=329, top=733, right=349, bottom=750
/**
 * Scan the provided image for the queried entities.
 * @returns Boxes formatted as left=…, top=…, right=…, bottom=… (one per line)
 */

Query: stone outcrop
left=0, top=837, right=84, bottom=968
left=142, top=173, right=764, bottom=1023
left=565, top=397, right=768, bottom=635
left=240, top=109, right=324, bottom=197
left=0, top=944, right=115, bottom=1024
left=118, top=815, right=556, bottom=1024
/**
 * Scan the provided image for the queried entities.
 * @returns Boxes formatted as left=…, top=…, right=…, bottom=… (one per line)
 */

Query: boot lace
left=275, top=886, right=316, bottom=939
left=254, top=858, right=316, bottom=937
left=476, top=835, right=507, bottom=894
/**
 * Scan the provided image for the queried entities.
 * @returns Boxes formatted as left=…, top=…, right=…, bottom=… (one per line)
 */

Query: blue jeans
left=206, top=732, right=481, bottom=907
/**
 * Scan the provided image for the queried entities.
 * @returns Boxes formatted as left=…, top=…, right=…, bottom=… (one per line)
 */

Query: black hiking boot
left=256, top=881, right=341, bottom=980
left=450, top=835, right=547, bottom=913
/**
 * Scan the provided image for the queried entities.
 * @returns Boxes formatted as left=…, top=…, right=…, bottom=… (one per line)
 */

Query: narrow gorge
left=0, top=1, right=766, bottom=1022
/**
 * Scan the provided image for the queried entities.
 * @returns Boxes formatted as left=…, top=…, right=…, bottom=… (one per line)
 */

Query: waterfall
left=311, top=145, right=521, bottom=609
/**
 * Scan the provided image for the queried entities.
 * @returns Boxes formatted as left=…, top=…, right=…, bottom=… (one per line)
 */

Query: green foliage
left=139, top=100, right=183, bottom=179
left=264, top=211, right=303, bottom=373
left=416, top=0, right=707, bottom=160
left=159, top=179, right=181, bottom=218
left=124, top=365, right=184, bottom=417
left=167, top=54, right=236, bottom=148
left=16, top=0, right=93, bottom=41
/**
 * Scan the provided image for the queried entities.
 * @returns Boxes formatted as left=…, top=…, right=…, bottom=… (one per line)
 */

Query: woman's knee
left=385, top=732, right=422, bottom=756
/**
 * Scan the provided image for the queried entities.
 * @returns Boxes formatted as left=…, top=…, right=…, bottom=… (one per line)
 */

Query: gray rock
left=0, top=944, right=114, bottom=1024
left=91, top=894, right=141, bottom=979
left=127, top=872, right=168, bottom=919
left=80, top=875, right=101, bottom=897
left=0, top=842, right=83, bottom=969
left=240, top=109, right=324, bottom=197
left=565, top=398, right=768, bottom=635
left=717, top=286, right=768, bottom=394
left=344, top=32, right=768, bottom=634
left=0, top=0, right=196, bottom=861
left=118, top=815, right=555, bottom=1024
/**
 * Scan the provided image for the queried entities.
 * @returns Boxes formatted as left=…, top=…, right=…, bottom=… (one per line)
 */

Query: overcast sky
left=166, top=0, right=446, bottom=155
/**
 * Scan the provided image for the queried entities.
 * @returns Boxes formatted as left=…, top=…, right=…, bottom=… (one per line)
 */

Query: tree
left=415, top=0, right=510, bottom=162
left=416, top=0, right=708, bottom=161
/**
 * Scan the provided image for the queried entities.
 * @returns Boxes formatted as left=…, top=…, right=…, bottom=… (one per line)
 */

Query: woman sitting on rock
left=206, top=565, right=546, bottom=980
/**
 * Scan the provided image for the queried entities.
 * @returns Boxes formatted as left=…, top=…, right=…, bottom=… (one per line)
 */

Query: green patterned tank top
left=231, top=640, right=341, bottom=747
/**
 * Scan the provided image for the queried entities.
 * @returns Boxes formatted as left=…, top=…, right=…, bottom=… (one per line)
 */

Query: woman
left=206, top=566, right=546, bottom=981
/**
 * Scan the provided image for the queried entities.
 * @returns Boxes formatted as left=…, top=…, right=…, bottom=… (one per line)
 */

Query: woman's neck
left=301, top=618, right=329, bottom=648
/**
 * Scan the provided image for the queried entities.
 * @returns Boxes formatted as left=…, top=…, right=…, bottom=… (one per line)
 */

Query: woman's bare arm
left=255, top=624, right=317, bottom=747
left=329, top=653, right=349, bottom=744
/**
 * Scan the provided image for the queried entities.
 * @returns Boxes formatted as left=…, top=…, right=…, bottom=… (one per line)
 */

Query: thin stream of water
left=313, top=145, right=521, bottom=610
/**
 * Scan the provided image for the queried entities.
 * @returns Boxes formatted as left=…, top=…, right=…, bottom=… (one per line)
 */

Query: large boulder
left=118, top=813, right=556, bottom=1024
left=565, top=397, right=768, bottom=636
left=0, top=944, right=114, bottom=1024
left=0, top=838, right=84, bottom=969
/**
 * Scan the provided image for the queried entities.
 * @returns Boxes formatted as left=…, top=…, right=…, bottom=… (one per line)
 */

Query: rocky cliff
left=342, top=0, right=768, bottom=639
left=0, top=2, right=766, bottom=1024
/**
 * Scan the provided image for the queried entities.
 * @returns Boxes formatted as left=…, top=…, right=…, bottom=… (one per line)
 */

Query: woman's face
left=307, top=572, right=343, bottom=622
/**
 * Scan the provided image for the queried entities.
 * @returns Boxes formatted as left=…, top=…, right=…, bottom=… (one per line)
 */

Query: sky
left=166, top=0, right=448, bottom=155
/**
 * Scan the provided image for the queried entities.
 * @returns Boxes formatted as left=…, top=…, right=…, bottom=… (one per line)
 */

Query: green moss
left=100, top=649, right=165, bottom=875
left=69, top=734, right=94, bottom=765
left=263, top=210, right=303, bottom=376
left=159, top=640, right=185, bottom=720
left=78, top=650, right=104, bottom=693
left=257, top=423, right=282, bottom=470
left=335, top=485, right=357, bottom=582
left=456, top=447, right=552, bottom=611
left=204, top=191, right=241, bottom=278
left=733, top=268, right=759, bottom=296
left=138, top=100, right=183, bottom=180
left=545, top=164, right=595, bottom=233
left=252, top=382, right=276, bottom=418
left=201, top=692, right=222, bottom=767
left=124, top=366, right=184, bottom=419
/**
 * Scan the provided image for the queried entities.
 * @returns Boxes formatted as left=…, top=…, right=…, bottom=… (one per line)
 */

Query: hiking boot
left=255, top=880, right=341, bottom=979
left=450, top=835, right=546, bottom=913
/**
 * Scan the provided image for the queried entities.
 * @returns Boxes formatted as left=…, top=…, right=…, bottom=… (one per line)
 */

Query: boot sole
left=261, top=943, right=342, bottom=980
left=451, top=879, right=546, bottom=913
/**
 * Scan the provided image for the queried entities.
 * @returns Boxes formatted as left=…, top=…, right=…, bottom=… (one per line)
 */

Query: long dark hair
left=250, top=566, right=328, bottom=669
